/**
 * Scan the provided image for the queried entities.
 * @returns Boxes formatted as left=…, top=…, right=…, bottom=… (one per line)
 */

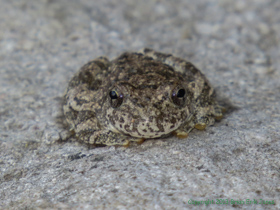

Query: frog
left=63, top=48, right=224, bottom=146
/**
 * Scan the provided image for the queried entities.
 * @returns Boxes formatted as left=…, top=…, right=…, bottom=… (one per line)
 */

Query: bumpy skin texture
left=63, top=48, right=223, bottom=146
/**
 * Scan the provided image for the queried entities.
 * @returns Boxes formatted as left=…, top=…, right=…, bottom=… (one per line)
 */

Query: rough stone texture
left=0, top=0, right=279, bottom=209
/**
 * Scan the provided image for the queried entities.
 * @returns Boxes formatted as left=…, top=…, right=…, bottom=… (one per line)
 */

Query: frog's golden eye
left=109, top=89, right=123, bottom=108
left=171, top=87, right=186, bottom=107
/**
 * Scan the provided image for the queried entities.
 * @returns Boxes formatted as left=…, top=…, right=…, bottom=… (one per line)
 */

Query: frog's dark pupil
left=110, top=91, right=118, bottom=99
left=177, top=89, right=185, bottom=98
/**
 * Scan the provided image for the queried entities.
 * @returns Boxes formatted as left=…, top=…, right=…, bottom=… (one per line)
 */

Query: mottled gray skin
left=63, top=48, right=223, bottom=146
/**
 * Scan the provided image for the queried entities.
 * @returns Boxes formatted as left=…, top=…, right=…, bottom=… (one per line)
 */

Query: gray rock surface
left=0, top=0, right=279, bottom=209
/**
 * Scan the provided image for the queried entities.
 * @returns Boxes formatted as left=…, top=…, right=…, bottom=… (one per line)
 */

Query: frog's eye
left=171, top=87, right=186, bottom=107
left=109, top=90, right=123, bottom=108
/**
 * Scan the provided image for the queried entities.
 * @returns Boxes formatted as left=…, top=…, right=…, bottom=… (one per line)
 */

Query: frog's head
left=102, top=76, right=193, bottom=139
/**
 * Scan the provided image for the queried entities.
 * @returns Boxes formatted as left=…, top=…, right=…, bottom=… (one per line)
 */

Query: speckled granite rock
left=0, top=0, right=279, bottom=209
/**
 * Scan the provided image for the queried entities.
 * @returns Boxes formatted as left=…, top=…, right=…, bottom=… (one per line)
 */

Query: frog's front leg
left=174, top=104, right=224, bottom=139
left=74, top=124, right=128, bottom=146
left=172, top=122, right=194, bottom=139
left=193, top=103, right=224, bottom=130
left=172, top=117, right=211, bottom=139
left=91, top=130, right=131, bottom=146
left=76, top=127, right=145, bottom=146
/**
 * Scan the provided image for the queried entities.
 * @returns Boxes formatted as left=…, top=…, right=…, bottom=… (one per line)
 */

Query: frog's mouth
left=109, top=113, right=184, bottom=139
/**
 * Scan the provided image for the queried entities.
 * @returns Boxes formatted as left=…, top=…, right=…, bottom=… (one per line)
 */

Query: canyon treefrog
left=63, top=49, right=223, bottom=146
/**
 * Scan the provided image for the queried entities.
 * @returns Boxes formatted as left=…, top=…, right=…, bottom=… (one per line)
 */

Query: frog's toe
left=194, top=116, right=214, bottom=130
left=123, top=141, right=130, bottom=148
left=136, top=138, right=145, bottom=145
left=214, top=105, right=225, bottom=120
left=194, top=123, right=207, bottom=130
left=214, top=114, right=223, bottom=120
left=173, top=130, right=189, bottom=139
